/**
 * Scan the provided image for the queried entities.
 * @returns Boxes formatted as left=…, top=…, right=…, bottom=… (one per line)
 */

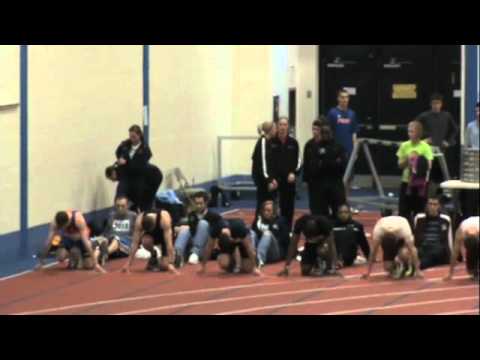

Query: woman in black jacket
left=115, top=125, right=153, bottom=212
left=251, top=121, right=278, bottom=218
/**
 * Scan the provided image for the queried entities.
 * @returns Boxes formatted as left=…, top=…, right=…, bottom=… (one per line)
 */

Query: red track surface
left=1, top=210, right=478, bottom=315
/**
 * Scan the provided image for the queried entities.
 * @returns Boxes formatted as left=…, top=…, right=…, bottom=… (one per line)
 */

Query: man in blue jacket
left=326, top=89, right=359, bottom=200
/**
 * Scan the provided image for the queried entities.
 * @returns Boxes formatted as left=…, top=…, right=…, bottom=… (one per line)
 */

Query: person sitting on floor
left=199, top=218, right=261, bottom=276
left=278, top=214, right=339, bottom=277
left=333, top=204, right=370, bottom=268
left=92, top=196, right=137, bottom=266
left=362, top=215, right=423, bottom=280
left=444, top=216, right=479, bottom=281
left=35, top=210, right=106, bottom=273
left=174, top=192, right=223, bottom=268
left=250, top=200, right=290, bottom=268
left=414, top=196, right=453, bottom=270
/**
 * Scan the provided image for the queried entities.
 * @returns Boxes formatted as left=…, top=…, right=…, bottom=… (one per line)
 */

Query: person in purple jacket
left=326, top=89, right=359, bottom=201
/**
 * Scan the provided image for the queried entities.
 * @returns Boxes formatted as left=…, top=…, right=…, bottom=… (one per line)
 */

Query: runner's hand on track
left=121, top=264, right=131, bottom=274
left=253, top=268, right=263, bottom=277
left=278, top=268, right=289, bottom=277
left=197, top=265, right=207, bottom=276
left=96, top=264, right=107, bottom=274
left=168, top=264, right=180, bottom=275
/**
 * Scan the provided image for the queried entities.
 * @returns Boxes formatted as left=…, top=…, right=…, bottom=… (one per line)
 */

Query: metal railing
left=343, top=138, right=450, bottom=204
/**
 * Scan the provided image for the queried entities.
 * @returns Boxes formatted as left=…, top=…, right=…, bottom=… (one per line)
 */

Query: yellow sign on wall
left=392, top=84, right=417, bottom=100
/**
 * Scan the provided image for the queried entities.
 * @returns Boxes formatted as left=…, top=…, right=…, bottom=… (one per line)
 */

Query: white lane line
left=115, top=278, right=473, bottom=316
left=435, top=309, right=479, bottom=316
left=13, top=271, right=387, bottom=315
left=322, top=297, right=478, bottom=315
left=11, top=267, right=467, bottom=315
left=0, top=262, right=58, bottom=282
left=215, top=283, right=477, bottom=315
left=221, top=209, right=241, bottom=216
left=12, top=278, right=315, bottom=315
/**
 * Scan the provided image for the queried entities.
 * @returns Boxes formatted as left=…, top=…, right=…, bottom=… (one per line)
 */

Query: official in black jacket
left=251, top=122, right=278, bottom=218
left=271, top=117, right=301, bottom=229
left=413, top=197, right=453, bottom=270
left=141, top=163, right=163, bottom=212
left=333, top=204, right=370, bottom=267
left=115, top=125, right=153, bottom=212
left=303, top=121, right=347, bottom=217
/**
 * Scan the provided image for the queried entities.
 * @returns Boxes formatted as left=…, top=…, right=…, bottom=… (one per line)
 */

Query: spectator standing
left=251, top=122, right=278, bottom=219
left=303, top=122, right=348, bottom=217
left=417, top=93, right=459, bottom=195
left=397, top=120, right=433, bottom=224
left=271, top=117, right=301, bottom=229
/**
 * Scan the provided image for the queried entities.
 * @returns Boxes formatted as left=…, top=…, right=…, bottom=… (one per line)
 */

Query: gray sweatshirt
left=417, top=111, right=459, bottom=148
left=103, top=210, right=137, bottom=241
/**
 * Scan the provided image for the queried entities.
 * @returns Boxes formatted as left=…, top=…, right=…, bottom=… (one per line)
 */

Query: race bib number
left=113, top=220, right=131, bottom=233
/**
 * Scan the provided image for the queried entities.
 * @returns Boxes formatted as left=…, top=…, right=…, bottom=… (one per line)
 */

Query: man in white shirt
left=363, top=216, right=423, bottom=280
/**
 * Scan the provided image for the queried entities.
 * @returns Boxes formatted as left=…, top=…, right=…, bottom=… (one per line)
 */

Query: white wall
left=0, top=46, right=20, bottom=234
left=272, top=45, right=290, bottom=117
left=150, top=45, right=234, bottom=186
left=2, top=45, right=320, bottom=234
left=28, top=45, right=143, bottom=227
left=287, top=45, right=320, bottom=150
left=150, top=45, right=274, bottom=183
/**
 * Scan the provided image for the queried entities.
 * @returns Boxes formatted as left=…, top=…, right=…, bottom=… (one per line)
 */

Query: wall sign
left=392, top=84, right=417, bottom=100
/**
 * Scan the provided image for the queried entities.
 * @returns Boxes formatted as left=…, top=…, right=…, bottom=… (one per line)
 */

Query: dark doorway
left=289, top=89, right=297, bottom=136
left=273, top=96, right=280, bottom=123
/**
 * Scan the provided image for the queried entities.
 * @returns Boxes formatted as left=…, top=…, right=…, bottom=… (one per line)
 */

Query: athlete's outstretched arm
left=77, top=214, right=106, bottom=274
left=278, top=234, right=300, bottom=276
left=199, top=237, right=215, bottom=275
left=242, top=235, right=262, bottom=276
left=403, top=235, right=423, bottom=278
left=161, top=212, right=179, bottom=275
left=35, top=221, right=57, bottom=270
left=445, top=228, right=464, bottom=281
left=122, top=215, right=144, bottom=274
left=327, top=233, right=339, bottom=274
left=363, top=231, right=382, bottom=279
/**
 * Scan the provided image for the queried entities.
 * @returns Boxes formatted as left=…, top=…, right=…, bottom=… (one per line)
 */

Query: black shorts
left=382, top=238, right=405, bottom=262
left=141, top=235, right=168, bottom=258
left=218, top=238, right=249, bottom=259
left=301, top=242, right=329, bottom=267
left=465, top=236, right=479, bottom=275
left=59, top=237, right=90, bottom=258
